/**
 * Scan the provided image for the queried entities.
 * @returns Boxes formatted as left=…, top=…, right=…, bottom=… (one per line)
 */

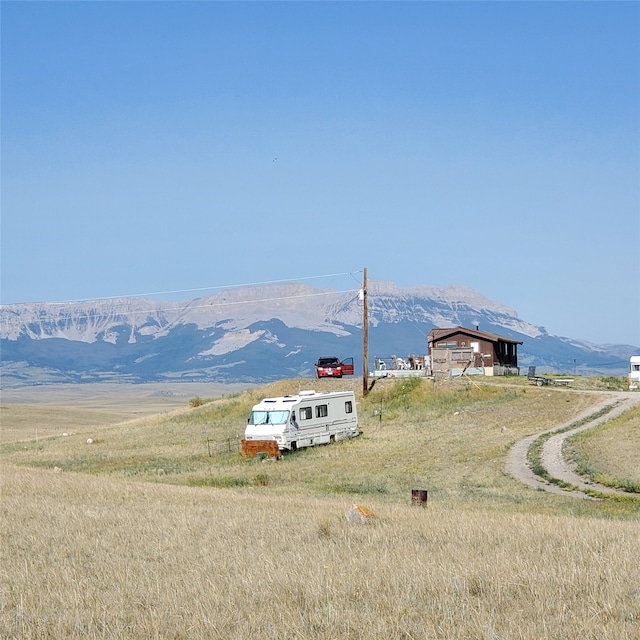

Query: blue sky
left=2, top=1, right=639, bottom=346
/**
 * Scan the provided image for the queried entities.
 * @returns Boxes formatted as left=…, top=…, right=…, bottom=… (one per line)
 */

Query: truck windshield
left=248, top=410, right=290, bottom=426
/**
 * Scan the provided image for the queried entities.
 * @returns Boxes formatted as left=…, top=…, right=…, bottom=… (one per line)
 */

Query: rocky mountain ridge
left=1, top=280, right=634, bottom=385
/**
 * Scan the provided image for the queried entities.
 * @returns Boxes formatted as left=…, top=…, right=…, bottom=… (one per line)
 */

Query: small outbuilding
left=427, top=326, right=522, bottom=377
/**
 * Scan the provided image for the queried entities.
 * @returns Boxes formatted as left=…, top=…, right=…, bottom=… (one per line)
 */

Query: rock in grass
left=345, top=504, right=379, bottom=524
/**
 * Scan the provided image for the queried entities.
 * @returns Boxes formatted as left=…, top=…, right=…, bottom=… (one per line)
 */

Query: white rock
left=345, top=504, right=379, bottom=524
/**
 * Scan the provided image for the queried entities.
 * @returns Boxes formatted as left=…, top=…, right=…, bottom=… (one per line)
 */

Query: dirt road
left=506, top=390, right=640, bottom=499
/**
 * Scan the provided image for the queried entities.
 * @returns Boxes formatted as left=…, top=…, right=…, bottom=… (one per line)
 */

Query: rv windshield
left=248, top=410, right=290, bottom=426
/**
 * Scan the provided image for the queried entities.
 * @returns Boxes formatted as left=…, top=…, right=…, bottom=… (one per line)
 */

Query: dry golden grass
left=0, top=381, right=253, bottom=443
left=1, top=377, right=610, bottom=514
left=0, top=403, right=127, bottom=443
left=2, top=376, right=639, bottom=639
left=3, top=378, right=631, bottom=514
left=2, top=464, right=639, bottom=639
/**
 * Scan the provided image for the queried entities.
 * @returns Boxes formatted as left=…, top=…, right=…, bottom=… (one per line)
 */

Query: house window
left=300, top=407, right=312, bottom=420
left=315, top=404, right=328, bottom=418
left=345, top=401, right=353, bottom=413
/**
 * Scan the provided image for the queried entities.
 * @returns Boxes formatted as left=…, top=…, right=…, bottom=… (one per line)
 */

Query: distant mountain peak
left=0, top=279, right=634, bottom=385
left=368, top=280, right=517, bottom=316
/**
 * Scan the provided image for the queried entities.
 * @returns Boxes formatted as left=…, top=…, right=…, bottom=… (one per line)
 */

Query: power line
left=2, top=288, right=361, bottom=323
left=10, top=271, right=364, bottom=306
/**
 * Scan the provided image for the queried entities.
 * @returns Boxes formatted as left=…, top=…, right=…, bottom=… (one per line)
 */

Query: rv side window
left=300, top=407, right=312, bottom=420
left=345, top=401, right=353, bottom=413
left=315, top=404, right=328, bottom=418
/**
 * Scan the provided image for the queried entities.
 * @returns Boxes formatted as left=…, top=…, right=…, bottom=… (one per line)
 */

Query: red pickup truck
left=314, top=356, right=355, bottom=378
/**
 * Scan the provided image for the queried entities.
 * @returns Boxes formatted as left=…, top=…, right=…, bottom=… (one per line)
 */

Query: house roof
left=427, top=326, right=523, bottom=346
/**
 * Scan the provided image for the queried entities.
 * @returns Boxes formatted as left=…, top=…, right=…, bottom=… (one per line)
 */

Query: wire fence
left=205, top=436, right=243, bottom=457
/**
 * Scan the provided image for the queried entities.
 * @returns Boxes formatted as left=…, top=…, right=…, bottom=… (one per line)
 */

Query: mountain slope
left=1, top=281, right=635, bottom=385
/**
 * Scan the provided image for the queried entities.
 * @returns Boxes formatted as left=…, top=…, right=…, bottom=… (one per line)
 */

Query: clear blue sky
left=2, top=1, right=639, bottom=346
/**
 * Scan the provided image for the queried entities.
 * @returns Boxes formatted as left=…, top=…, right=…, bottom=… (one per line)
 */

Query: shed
left=427, top=326, right=522, bottom=377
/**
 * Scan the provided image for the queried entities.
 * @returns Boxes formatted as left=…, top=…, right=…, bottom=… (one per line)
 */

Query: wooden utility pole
left=362, top=267, right=369, bottom=396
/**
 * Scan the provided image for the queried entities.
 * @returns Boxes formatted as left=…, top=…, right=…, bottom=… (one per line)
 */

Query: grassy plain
left=0, top=382, right=253, bottom=443
left=2, top=376, right=639, bottom=639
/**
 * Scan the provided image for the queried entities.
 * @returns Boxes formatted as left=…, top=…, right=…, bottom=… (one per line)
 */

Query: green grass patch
left=526, top=433, right=576, bottom=491
left=319, top=478, right=388, bottom=496
left=187, top=475, right=250, bottom=488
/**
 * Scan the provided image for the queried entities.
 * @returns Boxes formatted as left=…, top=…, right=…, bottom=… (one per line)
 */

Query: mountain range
left=0, top=280, right=636, bottom=387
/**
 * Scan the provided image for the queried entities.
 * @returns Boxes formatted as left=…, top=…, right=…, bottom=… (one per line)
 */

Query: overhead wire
left=29, top=270, right=364, bottom=306
left=0, top=273, right=364, bottom=323
left=34, top=288, right=363, bottom=321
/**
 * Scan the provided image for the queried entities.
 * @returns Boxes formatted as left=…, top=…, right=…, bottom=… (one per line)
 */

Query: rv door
left=341, top=357, right=355, bottom=376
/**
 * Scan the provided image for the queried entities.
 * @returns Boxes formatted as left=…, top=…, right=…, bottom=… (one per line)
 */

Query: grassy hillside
left=3, top=377, right=639, bottom=639
left=2, top=376, right=637, bottom=516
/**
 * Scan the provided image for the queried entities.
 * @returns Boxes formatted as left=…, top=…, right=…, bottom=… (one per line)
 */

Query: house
left=427, top=326, right=522, bottom=377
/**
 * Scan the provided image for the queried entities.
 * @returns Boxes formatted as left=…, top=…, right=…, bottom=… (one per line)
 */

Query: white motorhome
left=629, top=356, right=640, bottom=390
left=244, top=390, right=359, bottom=452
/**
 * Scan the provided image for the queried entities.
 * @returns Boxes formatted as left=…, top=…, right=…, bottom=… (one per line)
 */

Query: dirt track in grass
left=506, top=390, right=640, bottom=498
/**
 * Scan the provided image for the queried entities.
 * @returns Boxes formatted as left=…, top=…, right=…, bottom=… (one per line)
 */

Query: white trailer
left=629, top=356, right=640, bottom=390
left=243, top=389, right=359, bottom=453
